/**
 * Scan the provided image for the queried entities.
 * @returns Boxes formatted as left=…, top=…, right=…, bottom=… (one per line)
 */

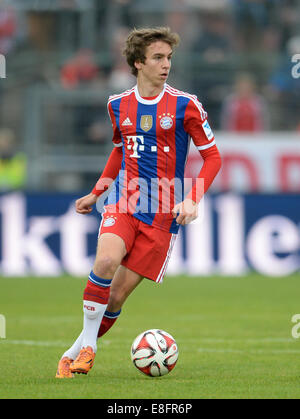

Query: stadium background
left=0, top=0, right=299, bottom=278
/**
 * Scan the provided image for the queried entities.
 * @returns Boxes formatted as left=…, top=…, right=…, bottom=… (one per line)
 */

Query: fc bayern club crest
left=159, top=114, right=174, bottom=130
left=103, top=216, right=117, bottom=227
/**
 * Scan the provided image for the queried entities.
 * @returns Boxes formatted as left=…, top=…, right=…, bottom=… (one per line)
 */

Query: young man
left=56, top=27, right=221, bottom=378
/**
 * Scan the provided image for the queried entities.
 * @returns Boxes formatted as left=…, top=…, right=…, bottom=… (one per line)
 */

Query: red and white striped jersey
left=105, top=83, right=216, bottom=233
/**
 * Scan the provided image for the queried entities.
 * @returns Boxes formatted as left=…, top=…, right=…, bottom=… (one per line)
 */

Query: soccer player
left=56, top=27, right=221, bottom=378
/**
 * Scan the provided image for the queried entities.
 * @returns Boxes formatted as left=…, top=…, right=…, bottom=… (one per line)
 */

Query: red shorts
left=98, top=211, right=176, bottom=283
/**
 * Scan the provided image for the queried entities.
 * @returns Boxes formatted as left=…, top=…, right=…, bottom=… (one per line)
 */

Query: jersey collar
left=134, top=83, right=166, bottom=105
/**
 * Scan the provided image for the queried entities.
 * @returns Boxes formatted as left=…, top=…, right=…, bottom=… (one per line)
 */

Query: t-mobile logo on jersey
left=127, top=136, right=145, bottom=158
left=127, top=135, right=171, bottom=158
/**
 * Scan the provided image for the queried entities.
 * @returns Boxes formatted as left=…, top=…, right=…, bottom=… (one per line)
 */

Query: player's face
left=135, top=41, right=173, bottom=87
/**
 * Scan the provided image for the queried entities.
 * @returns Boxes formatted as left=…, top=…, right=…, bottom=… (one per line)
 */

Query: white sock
left=81, top=300, right=107, bottom=352
left=62, top=330, right=83, bottom=360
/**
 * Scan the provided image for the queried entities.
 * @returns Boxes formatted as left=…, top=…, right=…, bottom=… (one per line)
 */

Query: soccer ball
left=130, top=329, right=179, bottom=377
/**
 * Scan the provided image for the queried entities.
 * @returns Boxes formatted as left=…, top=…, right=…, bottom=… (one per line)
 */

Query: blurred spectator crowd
left=0, top=0, right=299, bottom=191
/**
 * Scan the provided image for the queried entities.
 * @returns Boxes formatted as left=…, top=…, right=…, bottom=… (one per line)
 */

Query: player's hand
left=75, top=193, right=98, bottom=214
left=172, top=198, right=198, bottom=225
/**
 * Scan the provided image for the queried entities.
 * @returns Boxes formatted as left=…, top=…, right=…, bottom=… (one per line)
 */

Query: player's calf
left=81, top=272, right=112, bottom=352
left=98, top=309, right=121, bottom=338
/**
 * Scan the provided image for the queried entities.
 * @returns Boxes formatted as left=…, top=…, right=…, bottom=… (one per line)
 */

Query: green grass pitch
left=1, top=273, right=300, bottom=399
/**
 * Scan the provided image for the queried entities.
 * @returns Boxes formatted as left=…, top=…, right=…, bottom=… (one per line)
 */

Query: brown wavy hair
left=123, top=27, right=180, bottom=77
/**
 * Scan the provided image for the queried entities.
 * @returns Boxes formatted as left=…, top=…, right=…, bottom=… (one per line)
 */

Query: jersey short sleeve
left=183, top=98, right=216, bottom=151
left=107, top=100, right=122, bottom=147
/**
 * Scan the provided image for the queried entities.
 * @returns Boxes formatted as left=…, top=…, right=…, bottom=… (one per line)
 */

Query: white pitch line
left=0, top=339, right=113, bottom=347
left=194, top=337, right=295, bottom=344
left=198, top=348, right=300, bottom=354
left=0, top=339, right=70, bottom=347
left=0, top=337, right=298, bottom=351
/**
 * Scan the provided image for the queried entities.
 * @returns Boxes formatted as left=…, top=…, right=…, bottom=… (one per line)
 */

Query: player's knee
left=93, top=254, right=119, bottom=278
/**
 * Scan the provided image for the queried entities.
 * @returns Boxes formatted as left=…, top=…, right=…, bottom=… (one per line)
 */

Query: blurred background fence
left=0, top=0, right=299, bottom=277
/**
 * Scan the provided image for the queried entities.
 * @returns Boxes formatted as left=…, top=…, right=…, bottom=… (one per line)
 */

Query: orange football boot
left=55, top=356, right=74, bottom=378
left=70, top=346, right=95, bottom=374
